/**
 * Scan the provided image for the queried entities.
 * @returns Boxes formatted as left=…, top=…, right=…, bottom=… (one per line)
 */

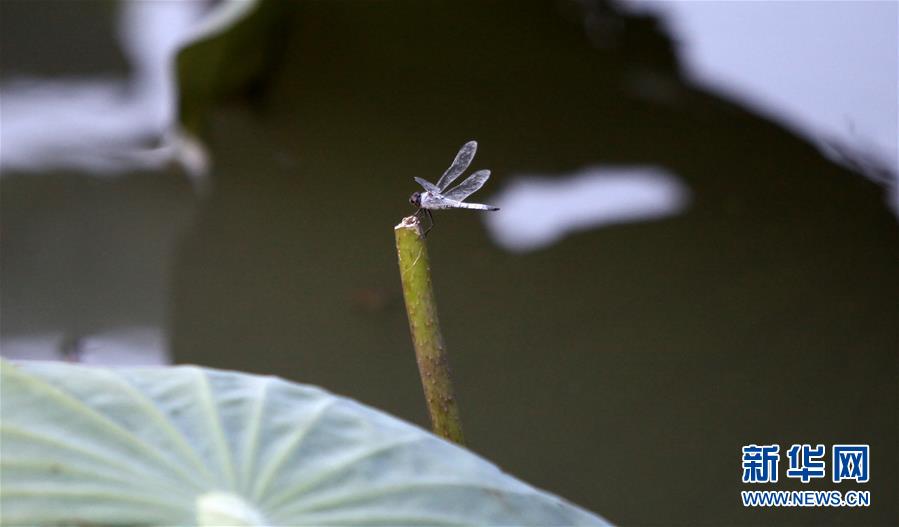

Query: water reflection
left=485, top=166, right=689, bottom=252
left=622, top=0, right=898, bottom=208
left=0, top=0, right=205, bottom=178
left=0, top=1, right=211, bottom=365
left=2, top=328, right=168, bottom=365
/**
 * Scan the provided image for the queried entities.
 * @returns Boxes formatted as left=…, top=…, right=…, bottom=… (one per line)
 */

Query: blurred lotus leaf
left=0, top=359, right=610, bottom=526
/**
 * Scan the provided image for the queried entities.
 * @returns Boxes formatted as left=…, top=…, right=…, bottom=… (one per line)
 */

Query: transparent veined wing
left=436, top=141, right=478, bottom=191
left=414, top=177, right=441, bottom=194
left=443, top=169, right=491, bottom=202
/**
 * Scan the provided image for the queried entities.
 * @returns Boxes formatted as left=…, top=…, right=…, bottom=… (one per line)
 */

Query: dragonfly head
left=409, top=192, right=421, bottom=207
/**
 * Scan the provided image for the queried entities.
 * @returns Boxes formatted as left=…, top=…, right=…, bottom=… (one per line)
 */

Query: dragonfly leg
left=412, top=207, right=434, bottom=237
left=423, top=209, right=434, bottom=237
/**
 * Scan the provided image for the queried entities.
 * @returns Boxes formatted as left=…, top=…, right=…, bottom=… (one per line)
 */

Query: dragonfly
left=409, top=140, right=499, bottom=235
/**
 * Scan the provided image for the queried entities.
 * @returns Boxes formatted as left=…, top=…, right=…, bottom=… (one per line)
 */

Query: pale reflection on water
left=1, top=328, right=168, bottom=365
left=485, top=166, right=690, bottom=252
left=0, top=0, right=206, bottom=177
left=622, top=0, right=898, bottom=208
left=0, top=1, right=208, bottom=365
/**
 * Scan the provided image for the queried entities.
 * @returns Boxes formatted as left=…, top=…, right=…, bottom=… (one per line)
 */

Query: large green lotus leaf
left=0, top=359, right=609, bottom=526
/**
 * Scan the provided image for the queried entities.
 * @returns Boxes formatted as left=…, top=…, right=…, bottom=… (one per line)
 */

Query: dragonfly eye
left=409, top=192, right=421, bottom=207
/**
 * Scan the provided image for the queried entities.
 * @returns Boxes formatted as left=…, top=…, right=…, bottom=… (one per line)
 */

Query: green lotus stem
left=394, top=215, right=465, bottom=445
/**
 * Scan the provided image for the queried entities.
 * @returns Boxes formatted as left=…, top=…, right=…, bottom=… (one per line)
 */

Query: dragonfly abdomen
left=422, top=194, right=497, bottom=211
left=451, top=202, right=499, bottom=211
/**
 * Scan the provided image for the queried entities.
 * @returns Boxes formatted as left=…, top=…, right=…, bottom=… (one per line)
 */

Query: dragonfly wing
left=435, top=141, right=478, bottom=191
left=443, top=169, right=491, bottom=202
left=414, top=177, right=441, bottom=194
